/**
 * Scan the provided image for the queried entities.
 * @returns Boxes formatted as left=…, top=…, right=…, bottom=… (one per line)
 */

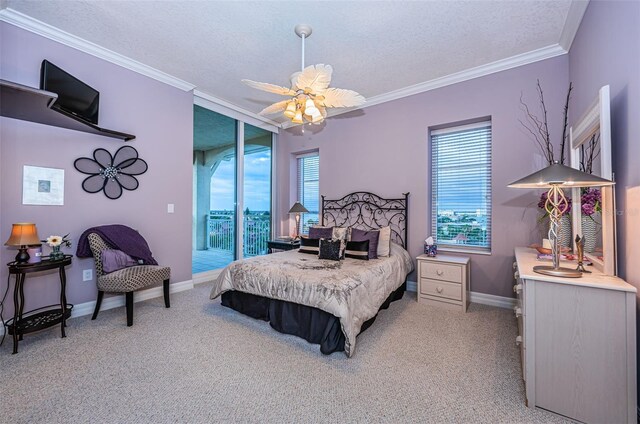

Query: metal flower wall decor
left=74, top=146, right=148, bottom=200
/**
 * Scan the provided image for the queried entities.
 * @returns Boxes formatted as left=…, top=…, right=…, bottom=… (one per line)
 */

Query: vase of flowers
left=538, top=192, right=572, bottom=248
left=580, top=188, right=601, bottom=253
left=44, top=234, right=71, bottom=260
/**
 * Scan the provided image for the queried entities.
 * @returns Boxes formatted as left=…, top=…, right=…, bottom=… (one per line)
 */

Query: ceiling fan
left=242, top=24, right=366, bottom=125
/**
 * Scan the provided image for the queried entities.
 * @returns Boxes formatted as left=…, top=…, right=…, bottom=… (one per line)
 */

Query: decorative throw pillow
left=350, top=228, right=380, bottom=259
left=309, top=226, right=334, bottom=239
left=319, top=238, right=342, bottom=261
left=101, top=249, right=138, bottom=274
left=299, top=236, right=320, bottom=254
left=345, top=240, right=369, bottom=260
left=332, top=226, right=348, bottom=241
left=377, top=226, right=392, bottom=257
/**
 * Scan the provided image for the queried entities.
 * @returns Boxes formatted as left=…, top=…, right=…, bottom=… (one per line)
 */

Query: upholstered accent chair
left=87, top=232, right=171, bottom=326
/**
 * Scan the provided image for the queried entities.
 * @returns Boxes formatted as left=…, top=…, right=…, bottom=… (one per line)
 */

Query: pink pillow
left=101, top=249, right=138, bottom=274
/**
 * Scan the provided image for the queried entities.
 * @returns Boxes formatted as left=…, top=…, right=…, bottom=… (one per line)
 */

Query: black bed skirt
left=220, top=282, right=406, bottom=355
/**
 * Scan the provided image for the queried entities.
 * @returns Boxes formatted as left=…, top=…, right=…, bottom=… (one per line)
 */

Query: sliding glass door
left=242, top=123, right=272, bottom=257
left=193, top=106, right=236, bottom=273
left=192, top=106, right=274, bottom=274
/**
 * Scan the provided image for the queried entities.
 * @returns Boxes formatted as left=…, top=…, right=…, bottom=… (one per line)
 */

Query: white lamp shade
left=304, top=98, right=319, bottom=116
left=311, top=111, right=323, bottom=123
left=292, top=110, right=303, bottom=124
left=283, top=101, right=296, bottom=118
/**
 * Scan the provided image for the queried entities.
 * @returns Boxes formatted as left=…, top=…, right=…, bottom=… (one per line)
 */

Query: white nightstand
left=416, top=254, right=470, bottom=312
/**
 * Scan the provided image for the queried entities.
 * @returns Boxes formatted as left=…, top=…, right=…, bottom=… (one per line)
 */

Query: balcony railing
left=206, top=213, right=270, bottom=257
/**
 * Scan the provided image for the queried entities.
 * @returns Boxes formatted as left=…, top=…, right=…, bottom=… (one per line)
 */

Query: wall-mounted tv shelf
left=0, top=79, right=135, bottom=141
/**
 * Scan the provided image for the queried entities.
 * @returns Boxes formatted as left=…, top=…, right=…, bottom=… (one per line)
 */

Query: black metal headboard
left=321, top=192, right=409, bottom=249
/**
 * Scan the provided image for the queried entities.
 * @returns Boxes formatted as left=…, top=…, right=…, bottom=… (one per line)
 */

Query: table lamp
left=508, top=161, right=614, bottom=278
left=288, top=201, right=309, bottom=239
left=5, top=223, right=41, bottom=263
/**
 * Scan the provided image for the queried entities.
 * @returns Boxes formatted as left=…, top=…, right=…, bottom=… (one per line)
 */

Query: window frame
left=430, top=120, right=492, bottom=255
left=296, top=151, right=320, bottom=235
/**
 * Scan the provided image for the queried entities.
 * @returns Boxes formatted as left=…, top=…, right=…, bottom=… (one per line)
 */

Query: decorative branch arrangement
left=519, top=79, right=573, bottom=165
left=579, top=132, right=601, bottom=174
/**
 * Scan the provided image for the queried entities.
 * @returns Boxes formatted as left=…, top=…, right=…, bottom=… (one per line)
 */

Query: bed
left=209, top=192, right=413, bottom=357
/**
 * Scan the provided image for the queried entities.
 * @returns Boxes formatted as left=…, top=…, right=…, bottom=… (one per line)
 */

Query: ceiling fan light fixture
left=243, top=24, right=365, bottom=126
left=311, top=111, right=323, bottom=123
left=283, top=101, right=297, bottom=118
left=304, top=98, right=319, bottom=115
left=292, top=110, right=304, bottom=124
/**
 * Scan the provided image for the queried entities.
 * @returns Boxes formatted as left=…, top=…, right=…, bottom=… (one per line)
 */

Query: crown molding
left=282, top=43, right=567, bottom=129
left=194, top=90, right=281, bottom=133
left=363, top=44, right=566, bottom=110
left=0, top=8, right=279, bottom=129
left=0, top=8, right=196, bottom=92
left=559, top=0, right=589, bottom=51
left=1, top=6, right=579, bottom=130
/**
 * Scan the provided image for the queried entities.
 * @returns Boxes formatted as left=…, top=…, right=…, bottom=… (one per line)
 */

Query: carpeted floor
left=1, top=282, right=569, bottom=423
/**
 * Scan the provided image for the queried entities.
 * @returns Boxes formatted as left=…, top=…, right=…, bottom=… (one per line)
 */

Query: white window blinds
left=297, top=153, right=319, bottom=233
left=431, top=121, right=492, bottom=252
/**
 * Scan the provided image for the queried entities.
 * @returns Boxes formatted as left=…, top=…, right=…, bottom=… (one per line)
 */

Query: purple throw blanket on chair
left=76, top=224, right=158, bottom=265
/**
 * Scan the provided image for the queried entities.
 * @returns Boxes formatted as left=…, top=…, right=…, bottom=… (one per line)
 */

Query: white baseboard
left=406, top=280, right=516, bottom=309
left=0, top=280, right=193, bottom=337
left=70, top=279, right=194, bottom=319
left=192, top=269, right=222, bottom=285
left=406, top=280, right=418, bottom=292
left=468, top=291, right=516, bottom=309
left=2, top=278, right=515, bottom=337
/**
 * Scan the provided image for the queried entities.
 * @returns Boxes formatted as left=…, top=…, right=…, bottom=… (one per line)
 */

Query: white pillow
left=377, top=226, right=391, bottom=257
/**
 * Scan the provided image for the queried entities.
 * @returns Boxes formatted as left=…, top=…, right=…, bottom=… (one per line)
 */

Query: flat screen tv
left=40, top=60, right=100, bottom=125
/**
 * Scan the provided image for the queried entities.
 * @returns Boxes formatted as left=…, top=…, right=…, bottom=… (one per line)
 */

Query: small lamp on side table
left=4, top=223, right=41, bottom=263
left=289, top=201, right=309, bottom=239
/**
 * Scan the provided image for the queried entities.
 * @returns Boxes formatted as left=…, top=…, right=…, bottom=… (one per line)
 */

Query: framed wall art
left=22, top=165, right=65, bottom=206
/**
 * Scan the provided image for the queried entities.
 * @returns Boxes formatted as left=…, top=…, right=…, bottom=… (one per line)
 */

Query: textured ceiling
left=3, top=1, right=574, bottom=123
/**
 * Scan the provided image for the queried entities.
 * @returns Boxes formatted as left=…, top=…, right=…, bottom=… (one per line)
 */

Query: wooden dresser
left=416, top=254, right=470, bottom=312
left=514, top=247, right=637, bottom=423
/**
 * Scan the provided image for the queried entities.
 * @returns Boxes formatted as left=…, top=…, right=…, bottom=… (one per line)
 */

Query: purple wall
left=568, top=0, right=640, bottom=286
left=568, top=0, right=640, bottom=402
left=277, top=56, right=570, bottom=298
left=0, top=23, right=193, bottom=318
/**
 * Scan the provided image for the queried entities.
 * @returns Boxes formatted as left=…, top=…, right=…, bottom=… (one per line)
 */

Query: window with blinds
left=297, top=153, right=320, bottom=234
left=431, top=121, right=492, bottom=252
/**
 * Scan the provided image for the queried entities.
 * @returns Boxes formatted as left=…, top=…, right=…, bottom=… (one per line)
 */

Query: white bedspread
left=210, top=243, right=414, bottom=357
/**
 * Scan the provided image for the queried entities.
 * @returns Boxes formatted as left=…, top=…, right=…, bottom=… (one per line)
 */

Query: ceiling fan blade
left=242, top=79, right=295, bottom=96
left=259, top=100, right=290, bottom=115
left=289, top=71, right=301, bottom=89
left=318, top=105, right=327, bottom=118
left=318, top=87, right=366, bottom=108
left=293, top=64, right=333, bottom=94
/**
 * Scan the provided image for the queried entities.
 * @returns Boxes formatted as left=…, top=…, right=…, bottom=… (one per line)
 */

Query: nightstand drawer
left=420, top=262, right=462, bottom=283
left=420, top=279, right=462, bottom=301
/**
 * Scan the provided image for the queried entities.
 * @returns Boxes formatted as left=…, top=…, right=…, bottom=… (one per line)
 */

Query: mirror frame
left=569, top=85, right=616, bottom=275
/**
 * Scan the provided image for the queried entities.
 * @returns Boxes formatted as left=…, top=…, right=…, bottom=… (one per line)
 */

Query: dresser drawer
left=420, top=279, right=462, bottom=301
left=420, top=262, right=462, bottom=283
